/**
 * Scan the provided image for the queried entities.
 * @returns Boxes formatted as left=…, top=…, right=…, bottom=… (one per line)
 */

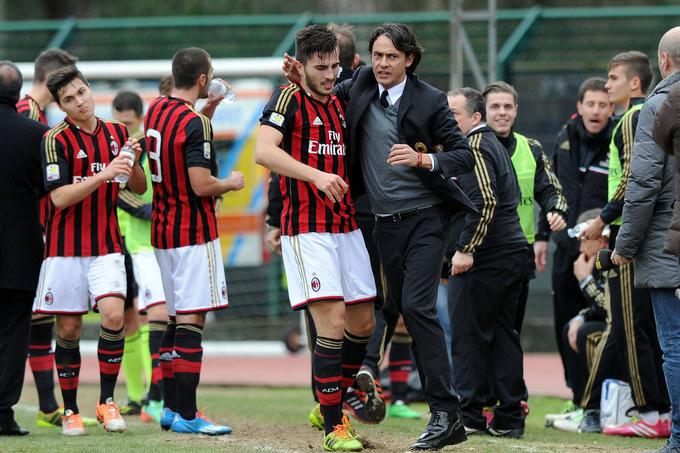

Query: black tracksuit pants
left=561, top=320, right=607, bottom=406
left=449, top=249, right=529, bottom=430
left=581, top=264, right=670, bottom=413
left=0, top=289, right=33, bottom=424
left=376, top=205, right=459, bottom=413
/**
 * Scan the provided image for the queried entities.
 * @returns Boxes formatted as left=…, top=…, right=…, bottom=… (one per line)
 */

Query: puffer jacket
left=653, top=82, right=680, bottom=256
left=616, top=70, right=680, bottom=289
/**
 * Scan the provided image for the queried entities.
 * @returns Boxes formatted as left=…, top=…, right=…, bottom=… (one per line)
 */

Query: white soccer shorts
left=281, top=229, right=376, bottom=310
left=153, top=238, right=229, bottom=316
left=33, top=253, right=127, bottom=314
left=131, top=251, right=166, bottom=313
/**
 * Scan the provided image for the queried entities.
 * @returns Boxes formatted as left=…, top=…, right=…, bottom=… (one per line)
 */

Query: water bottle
left=114, top=144, right=135, bottom=183
left=567, top=222, right=611, bottom=239
left=209, top=79, right=236, bottom=103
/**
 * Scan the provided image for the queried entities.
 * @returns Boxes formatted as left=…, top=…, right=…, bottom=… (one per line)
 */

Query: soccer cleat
left=37, top=409, right=62, bottom=427
left=120, top=400, right=142, bottom=416
left=603, top=417, right=668, bottom=438
left=552, top=410, right=584, bottom=433
left=170, top=413, right=232, bottom=436
left=660, top=418, right=672, bottom=438
left=545, top=408, right=583, bottom=428
left=487, top=426, right=524, bottom=438
left=310, top=404, right=324, bottom=431
left=343, top=389, right=373, bottom=424
left=141, top=400, right=163, bottom=423
left=388, top=400, right=422, bottom=419
left=521, top=400, right=530, bottom=418
left=483, top=407, right=495, bottom=426
left=355, top=369, right=385, bottom=423
left=96, top=398, right=126, bottom=433
left=323, top=423, right=363, bottom=452
left=160, top=407, right=177, bottom=431
left=61, top=410, right=85, bottom=436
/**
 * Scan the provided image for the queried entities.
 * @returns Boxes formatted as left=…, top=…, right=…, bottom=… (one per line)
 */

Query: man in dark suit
left=332, top=23, right=479, bottom=450
left=0, top=60, right=50, bottom=435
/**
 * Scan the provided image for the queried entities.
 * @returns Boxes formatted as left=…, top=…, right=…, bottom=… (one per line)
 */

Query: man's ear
left=576, top=101, right=584, bottom=116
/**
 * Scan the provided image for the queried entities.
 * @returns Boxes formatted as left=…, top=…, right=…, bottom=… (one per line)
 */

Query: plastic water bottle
left=209, top=79, right=236, bottom=103
left=114, top=144, right=135, bottom=183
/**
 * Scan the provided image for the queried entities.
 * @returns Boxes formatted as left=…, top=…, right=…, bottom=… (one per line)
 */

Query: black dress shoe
left=0, top=419, right=29, bottom=436
left=410, top=410, right=467, bottom=451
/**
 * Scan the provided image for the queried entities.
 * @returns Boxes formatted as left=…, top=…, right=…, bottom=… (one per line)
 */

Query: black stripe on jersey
left=71, top=129, right=92, bottom=255
left=107, top=124, right=127, bottom=251
left=299, top=95, right=315, bottom=233
left=330, top=100, right=348, bottom=233
left=169, top=108, right=194, bottom=247
left=56, top=201, right=67, bottom=257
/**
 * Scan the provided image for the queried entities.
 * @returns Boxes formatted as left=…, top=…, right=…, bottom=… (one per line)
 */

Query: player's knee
left=100, top=311, right=124, bottom=330
left=347, top=310, right=375, bottom=337
left=57, top=321, right=81, bottom=340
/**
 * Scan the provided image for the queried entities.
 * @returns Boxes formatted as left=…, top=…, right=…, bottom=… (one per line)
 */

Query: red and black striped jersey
left=259, top=83, right=356, bottom=236
left=41, top=118, right=128, bottom=257
left=17, top=95, right=47, bottom=125
left=144, top=96, right=219, bottom=249
left=16, top=95, right=52, bottom=230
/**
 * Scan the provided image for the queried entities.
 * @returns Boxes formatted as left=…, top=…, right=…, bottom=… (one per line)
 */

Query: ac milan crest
left=311, top=277, right=321, bottom=292
left=44, top=291, right=54, bottom=305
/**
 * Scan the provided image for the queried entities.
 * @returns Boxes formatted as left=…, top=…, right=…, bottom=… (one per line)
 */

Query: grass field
left=5, top=384, right=665, bottom=452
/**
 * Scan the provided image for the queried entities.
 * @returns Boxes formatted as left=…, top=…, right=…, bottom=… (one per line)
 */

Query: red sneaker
left=521, top=400, right=530, bottom=418
left=603, top=418, right=667, bottom=438
left=483, top=407, right=494, bottom=426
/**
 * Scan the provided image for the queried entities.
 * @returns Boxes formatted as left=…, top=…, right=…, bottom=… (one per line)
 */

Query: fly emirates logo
left=72, top=162, right=108, bottom=183
left=308, top=130, right=345, bottom=156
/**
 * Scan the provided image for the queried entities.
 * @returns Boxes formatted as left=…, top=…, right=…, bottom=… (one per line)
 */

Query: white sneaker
left=552, top=410, right=584, bottom=433
left=545, top=408, right=583, bottom=427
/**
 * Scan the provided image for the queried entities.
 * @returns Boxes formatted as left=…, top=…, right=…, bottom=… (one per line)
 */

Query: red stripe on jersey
left=44, top=119, right=126, bottom=257
left=16, top=95, right=48, bottom=125
left=273, top=88, right=357, bottom=236
left=145, top=96, right=219, bottom=249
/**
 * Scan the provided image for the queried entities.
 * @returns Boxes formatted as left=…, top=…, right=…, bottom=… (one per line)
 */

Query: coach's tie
left=380, top=90, right=390, bottom=108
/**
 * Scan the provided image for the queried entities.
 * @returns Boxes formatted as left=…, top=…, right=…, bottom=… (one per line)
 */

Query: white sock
left=660, top=412, right=671, bottom=421
left=638, top=410, right=659, bottom=424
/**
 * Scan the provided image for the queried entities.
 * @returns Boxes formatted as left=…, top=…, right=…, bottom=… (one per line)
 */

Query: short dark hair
left=34, top=48, right=78, bottom=83
left=369, top=23, right=424, bottom=74
left=0, top=61, right=23, bottom=105
left=578, top=77, right=608, bottom=102
left=577, top=208, right=602, bottom=224
left=113, top=90, right=143, bottom=117
left=482, top=81, right=518, bottom=105
left=295, top=25, right=338, bottom=65
left=329, top=23, right=356, bottom=69
left=159, top=74, right=174, bottom=96
left=449, top=87, right=486, bottom=121
left=609, top=51, right=653, bottom=94
left=172, top=47, right=211, bottom=90
left=46, top=66, right=88, bottom=105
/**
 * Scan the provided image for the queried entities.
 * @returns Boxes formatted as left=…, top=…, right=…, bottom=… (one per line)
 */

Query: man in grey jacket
left=612, top=26, right=680, bottom=453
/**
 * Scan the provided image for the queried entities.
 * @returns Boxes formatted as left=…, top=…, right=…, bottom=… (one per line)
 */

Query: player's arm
left=255, top=126, right=348, bottom=203
left=47, top=152, right=133, bottom=210
left=184, top=116, right=244, bottom=197
left=124, top=138, right=147, bottom=195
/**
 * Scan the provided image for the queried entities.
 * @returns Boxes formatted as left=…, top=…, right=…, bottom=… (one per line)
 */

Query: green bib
left=511, top=133, right=537, bottom=243
left=608, top=103, right=643, bottom=226
left=117, top=152, right=153, bottom=254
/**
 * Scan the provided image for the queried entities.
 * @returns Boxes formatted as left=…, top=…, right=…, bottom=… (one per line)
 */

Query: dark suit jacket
left=0, top=100, right=49, bottom=292
left=334, top=66, right=477, bottom=214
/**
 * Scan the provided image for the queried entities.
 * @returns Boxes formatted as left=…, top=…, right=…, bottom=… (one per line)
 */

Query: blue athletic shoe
left=170, top=414, right=232, bottom=436
left=160, top=408, right=177, bottom=431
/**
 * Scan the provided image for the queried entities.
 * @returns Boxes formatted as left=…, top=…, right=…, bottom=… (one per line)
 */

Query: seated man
left=547, top=208, right=610, bottom=431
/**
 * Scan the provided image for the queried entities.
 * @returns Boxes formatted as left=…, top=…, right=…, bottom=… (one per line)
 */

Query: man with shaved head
left=611, top=27, right=680, bottom=452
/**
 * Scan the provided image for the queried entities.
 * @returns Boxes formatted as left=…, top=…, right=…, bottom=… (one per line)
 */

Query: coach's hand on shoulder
left=311, top=170, right=348, bottom=203
left=283, top=53, right=301, bottom=84
left=451, top=251, right=473, bottom=275
left=225, top=171, right=245, bottom=192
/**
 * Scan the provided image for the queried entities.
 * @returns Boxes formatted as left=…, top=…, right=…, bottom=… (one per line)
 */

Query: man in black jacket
left=0, top=61, right=50, bottom=436
left=549, top=77, right=613, bottom=390
left=447, top=87, right=529, bottom=438
left=332, top=24, right=478, bottom=450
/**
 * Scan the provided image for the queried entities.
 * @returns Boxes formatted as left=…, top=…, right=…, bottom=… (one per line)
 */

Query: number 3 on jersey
left=146, top=128, right=162, bottom=183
